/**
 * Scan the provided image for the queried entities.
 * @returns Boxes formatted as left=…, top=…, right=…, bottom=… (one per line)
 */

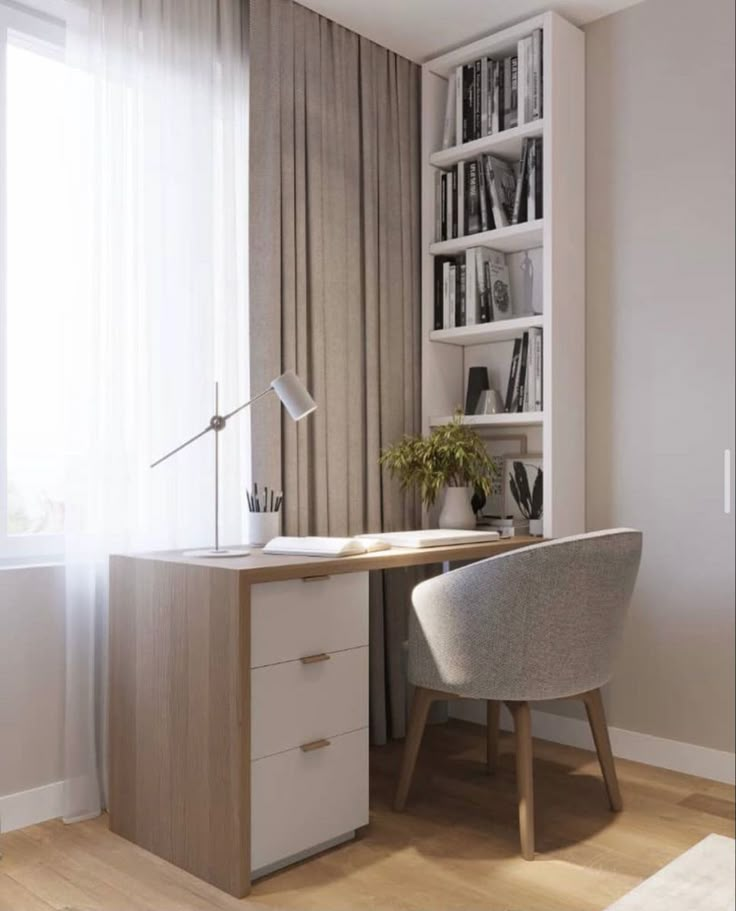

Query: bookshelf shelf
left=421, top=12, right=585, bottom=538
left=430, top=315, right=543, bottom=346
left=429, top=413, right=544, bottom=429
left=429, top=120, right=544, bottom=170
left=429, top=219, right=543, bottom=256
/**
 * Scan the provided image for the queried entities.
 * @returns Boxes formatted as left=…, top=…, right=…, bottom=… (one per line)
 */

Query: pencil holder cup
left=247, top=511, right=281, bottom=547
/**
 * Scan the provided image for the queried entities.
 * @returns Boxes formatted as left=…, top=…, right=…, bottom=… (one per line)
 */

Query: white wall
left=0, top=566, right=65, bottom=806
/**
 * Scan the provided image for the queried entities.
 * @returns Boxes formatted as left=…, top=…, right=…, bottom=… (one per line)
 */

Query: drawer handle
left=301, top=575, right=332, bottom=582
left=300, top=738, right=331, bottom=753
left=300, top=653, right=331, bottom=665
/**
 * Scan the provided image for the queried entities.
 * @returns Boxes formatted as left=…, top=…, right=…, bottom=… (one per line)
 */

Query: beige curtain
left=249, top=0, right=421, bottom=742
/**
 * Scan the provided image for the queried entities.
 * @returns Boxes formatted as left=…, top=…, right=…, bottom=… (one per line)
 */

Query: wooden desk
left=109, top=537, right=536, bottom=897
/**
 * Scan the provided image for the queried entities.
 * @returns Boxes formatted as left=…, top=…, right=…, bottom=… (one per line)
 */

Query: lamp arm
left=221, top=385, right=274, bottom=422
left=150, top=425, right=214, bottom=468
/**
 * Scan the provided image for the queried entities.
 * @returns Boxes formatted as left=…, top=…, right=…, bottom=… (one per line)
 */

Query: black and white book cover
left=451, top=165, right=458, bottom=238
left=491, top=59, right=502, bottom=133
left=512, top=139, right=530, bottom=225
left=456, top=260, right=466, bottom=327
left=462, top=64, right=473, bottom=142
left=466, top=160, right=481, bottom=234
left=516, top=331, right=530, bottom=413
left=484, top=155, right=516, bottom=228
left=504, top=337, right=522, bottom=412
left=488, top=249, right=511, bottom=320
left=532, top=28, right=543, bottom=120
left=474, top=59, right=482, bottom=139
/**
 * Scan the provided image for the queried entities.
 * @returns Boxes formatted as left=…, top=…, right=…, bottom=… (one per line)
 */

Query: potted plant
left=509, top=461, right=543, bottom=536
left=379, top=413, right=496, bottom=529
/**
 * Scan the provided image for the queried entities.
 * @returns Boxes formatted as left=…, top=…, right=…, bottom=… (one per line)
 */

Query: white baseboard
left=449, top=701, right=736, bottom=786
left=0, top=780, right=65, bottom=834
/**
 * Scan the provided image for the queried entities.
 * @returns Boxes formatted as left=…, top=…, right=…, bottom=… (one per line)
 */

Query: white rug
left=605, top=833, right=735, bottom=911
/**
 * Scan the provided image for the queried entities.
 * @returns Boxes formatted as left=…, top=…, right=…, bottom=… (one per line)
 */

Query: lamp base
left=183, top=547, right=251, bottom=558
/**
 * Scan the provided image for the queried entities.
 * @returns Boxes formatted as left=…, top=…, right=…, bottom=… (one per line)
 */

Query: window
left=1, top=2, right=65, bottom=559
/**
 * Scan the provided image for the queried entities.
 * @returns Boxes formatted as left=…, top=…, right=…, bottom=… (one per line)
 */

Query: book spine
left=480, top=58, right=489, bottom=137
left=450, top=168, right=457, bottom=237
left=491, top=60, right=501, bottom=133
left=486, top=58, right=494, bottom=134
left=517, top=38, right=528, bottom=125
left=481, top=259, right=493, bottom=322
left=524, top=328, right=533, bottom=411
left=503, top=57, right=511, bottom=131
left=442, top=261, right=451, bottom=328
left=511, top=139, right=529, bottom=225
left=477, top=157, right=489, bottom=231
left=435, top=171, right=443, bottom=240
left=457, top=160, right=465, bottom=238
left=504, top=338, right=522, bottom=412
left=534, top=328, right=543, bottom=410
left=434, top=258, right=445, bottom=330
left=508, top=56, right=518, bottom=129
left=462, top=64, right=472, bottom=142
left=448, top=263, right=456, bottom=327
left=532, top=28, right=543, bottom=120
left=465, top=249, right=477, bottom=325
left=455, top=64, right=464, bottom=146
left=440, top=172, right=448, bottom=239
left=535, top=139, right=543, bottom=218
left=516, top=332, right=530, bottom=412
left=526, top=139, right=536, bottom=221
left=467, top=160, right=480, bottom=234
left=456, top=260, right=466, bottom=327
left=442, top=71, right=457, bottom=149
left=474, top=59, right=482, bottom=140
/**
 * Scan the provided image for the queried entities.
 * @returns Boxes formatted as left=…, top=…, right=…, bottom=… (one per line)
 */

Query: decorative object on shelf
left=151, top=370, right=316, bottom=557
left=246, top=484, right=283, bottom=547
left=471, top=487, right=486, bottom=516
left=465, top=366, right=490, bottom=414
left=379, top=411, right=496, bottom=530
left=477, top=388, right=504, bottom=415
left=508, top=460, right=543, bottom=535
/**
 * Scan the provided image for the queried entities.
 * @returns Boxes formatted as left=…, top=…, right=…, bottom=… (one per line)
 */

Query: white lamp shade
left=271, top=369, right=317, bottom=421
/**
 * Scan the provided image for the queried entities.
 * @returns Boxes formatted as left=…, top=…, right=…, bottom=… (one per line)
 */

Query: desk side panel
left=108, top=556, right=250, bottom=896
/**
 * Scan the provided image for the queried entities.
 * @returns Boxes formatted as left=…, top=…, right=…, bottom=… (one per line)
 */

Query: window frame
left=0, top=0, right=65, bottom=561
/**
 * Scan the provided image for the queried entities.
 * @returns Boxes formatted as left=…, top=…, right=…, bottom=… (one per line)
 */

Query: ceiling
left=296, top=0, right=644, bottom=62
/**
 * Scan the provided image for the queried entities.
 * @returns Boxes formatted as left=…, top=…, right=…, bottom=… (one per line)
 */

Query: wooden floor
left=1, top=720, right=734, bottom=911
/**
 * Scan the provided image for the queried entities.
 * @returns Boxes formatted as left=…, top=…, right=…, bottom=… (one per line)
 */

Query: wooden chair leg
left=486, top=700, right=500, bottom=774
left=394, top=686, right=436, bottom=812
left=583, top=688, right=623, bottom=812
left=506, top=700, right=535, bottom=860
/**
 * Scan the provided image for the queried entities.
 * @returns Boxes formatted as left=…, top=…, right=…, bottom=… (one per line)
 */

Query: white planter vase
left=529, top=518, right=544, bottom=537
left=438, top=486, right=476, bottom=530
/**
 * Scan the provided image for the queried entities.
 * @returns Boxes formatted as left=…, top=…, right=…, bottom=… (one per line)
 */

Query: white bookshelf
left=421, top=12, right=585, bottom=538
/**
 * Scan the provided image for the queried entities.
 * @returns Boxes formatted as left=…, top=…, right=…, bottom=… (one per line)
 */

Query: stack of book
left=503, top=329, right=543, bottom=413
left=434, top=247, right=512, bottom=329
left=434, top=139, right=543, bottom=241
left=441, top=28, right=543, bottom=149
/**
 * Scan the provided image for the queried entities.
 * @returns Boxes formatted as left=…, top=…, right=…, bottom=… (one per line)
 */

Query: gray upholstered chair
left=394, top=529, right=643, bottom=859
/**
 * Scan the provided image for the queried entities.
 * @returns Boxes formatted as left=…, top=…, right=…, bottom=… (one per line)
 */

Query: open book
left=262, top=536, right=390, bottom=557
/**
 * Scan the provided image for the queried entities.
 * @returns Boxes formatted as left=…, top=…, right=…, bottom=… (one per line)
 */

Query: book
left=264, top=536, right=390, bottom=557
left=465, top=248, right=477, bottom=325
left=487, top=249, right=511, bottom=319
left=504, top=337, right=522, bottom=412
left=517, top=36, right=532, bottom=125
left=484, top=154, right=516, bottom=228
left=447, top=168, right=457, bottom=237
left=531, top=28, right=543, bottom=120
left=480, top=58, right=489, bottom=136
left=433, top=256, right=445, bottom=329
left=456, top=259, right=466, bottom=327
left=516, top=331, right=530, bottom=412
left=524, top=327, right=534, bottom=410
left=532, top=327, right=543, bottom=410
left=474, top=59, right=482, bottom=139
left=466, top=159, right=481, bottom=234
left=442, top=261, right=452, bottom=328
left=503, top=55, right=518, bottom=130
left=511, top=138, right=530, bottom=224
left=534, top=138, right=543, bottom=217
left=527, top=139, right=536, bottom=221
left=448, top=262, right=456, bottom=327
left=476, top=248, right=494, bottom=323
left=477, top=156, right=491, bottom=231
left=442, top=71, right=457, bottom=149
left=440, top=172, right=448, bottom=239
left=456, top=160, right=465, bottom=238
left=462, top=63, right=473, bottom=142
left=455, top=64, right=464, bottom=147
left=491, top=59, right=502, bottom=133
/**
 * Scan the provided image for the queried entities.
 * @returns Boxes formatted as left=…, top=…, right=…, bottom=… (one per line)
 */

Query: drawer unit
left=251, top=646, right=368, bottom=760
left=250, top=727, right=369, bottom=875
left=250, top=572, right=369, bottom=667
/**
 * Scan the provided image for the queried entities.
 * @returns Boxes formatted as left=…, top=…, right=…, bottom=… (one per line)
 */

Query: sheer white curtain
left=61, top=0, right=248, bottom=822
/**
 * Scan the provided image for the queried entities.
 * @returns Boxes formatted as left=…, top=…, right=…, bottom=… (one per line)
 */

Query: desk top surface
left=112, top=536, right=540, bottom=583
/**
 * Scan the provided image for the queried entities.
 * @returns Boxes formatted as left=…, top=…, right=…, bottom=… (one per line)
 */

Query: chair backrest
left=408, top=529, right=643, bottom=702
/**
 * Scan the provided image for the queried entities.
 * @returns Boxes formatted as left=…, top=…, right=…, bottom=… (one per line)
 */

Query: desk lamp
left=151, top=369, right=316, bottom=557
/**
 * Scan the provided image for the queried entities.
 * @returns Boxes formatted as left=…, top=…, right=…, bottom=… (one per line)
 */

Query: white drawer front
left=251, top=727, right=369, bottom=874
left=250, top=572, right=369, bottom=668
left=251, top=647, right=368, bottom=760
